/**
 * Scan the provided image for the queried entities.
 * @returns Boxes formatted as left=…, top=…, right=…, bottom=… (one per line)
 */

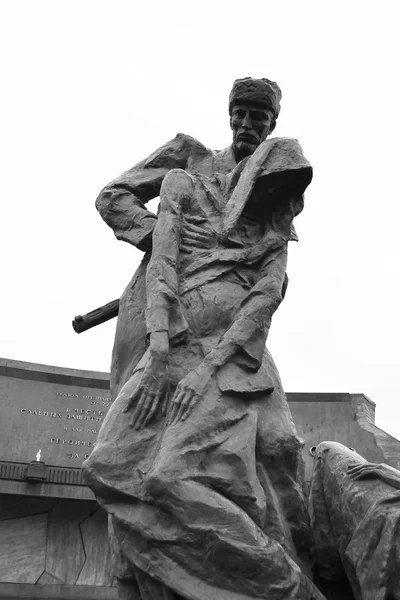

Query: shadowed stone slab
left=46, top=501, right=93, bottom=584
left=76, top=508, right=114, bottom=586
left=0, top=513, right=47, bottom=583
left=0, top=496, right=57, bottom=520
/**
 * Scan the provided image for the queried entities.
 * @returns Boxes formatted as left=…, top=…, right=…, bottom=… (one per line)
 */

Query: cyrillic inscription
left=0, top=373, right=112, bottom=467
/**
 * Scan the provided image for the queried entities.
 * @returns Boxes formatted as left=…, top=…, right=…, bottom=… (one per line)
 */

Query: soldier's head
left=229, top=77, right=281, bottom=161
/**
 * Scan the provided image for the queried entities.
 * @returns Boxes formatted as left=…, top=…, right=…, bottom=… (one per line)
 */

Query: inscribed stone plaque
left=0, top=359, right=111, bottom=468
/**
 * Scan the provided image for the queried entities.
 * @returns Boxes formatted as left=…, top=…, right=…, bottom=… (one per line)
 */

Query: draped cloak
left=83, top=136, right=323, bottom=600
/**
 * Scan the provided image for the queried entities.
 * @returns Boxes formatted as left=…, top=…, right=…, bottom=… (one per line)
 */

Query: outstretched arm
left=169, top=244, right=288, bottom=423
left=123, top=169, right=189, bottom=428
left=96, top=133, right=192, bottom=252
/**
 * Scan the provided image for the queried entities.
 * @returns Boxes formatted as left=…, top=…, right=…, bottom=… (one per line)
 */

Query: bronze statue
left=310, top=441, right=400, bottom=600
left=83, top=78, right=322, bottom=599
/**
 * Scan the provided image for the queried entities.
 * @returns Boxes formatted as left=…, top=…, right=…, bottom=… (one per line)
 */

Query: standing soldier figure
left=83, top=78, right=323, bottom=600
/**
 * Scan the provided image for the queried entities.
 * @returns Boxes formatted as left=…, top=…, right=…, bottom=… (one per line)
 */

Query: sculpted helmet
left=229, top=77, right=282, bottom=127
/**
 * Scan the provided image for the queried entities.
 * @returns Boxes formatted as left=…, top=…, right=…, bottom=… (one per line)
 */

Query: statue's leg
left=137, top=377, right=325, bottom=600
left=254, top=350, right=312, bottom=566
left=110, top=516, right=179, bottom=600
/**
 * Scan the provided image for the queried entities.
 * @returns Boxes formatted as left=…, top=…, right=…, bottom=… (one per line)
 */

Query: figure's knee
left=82, top=440, right=114, bottom=488
left=144, top=467, right=175, bottom=500
left=81, top=448, right=100, bottom=487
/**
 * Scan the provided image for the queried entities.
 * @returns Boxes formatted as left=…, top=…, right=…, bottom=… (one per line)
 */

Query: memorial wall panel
left=0, top=360, right=111, bottom=469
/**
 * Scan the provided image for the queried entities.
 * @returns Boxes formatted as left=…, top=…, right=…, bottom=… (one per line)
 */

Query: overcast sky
left=1, top=1, right=399, bottom=438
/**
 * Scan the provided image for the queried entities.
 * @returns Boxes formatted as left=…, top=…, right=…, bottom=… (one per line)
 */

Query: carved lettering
left=20, top=409, right=62, bottom=418
left=71, top=408, right=105, bottom=415
left=90, top=400, right=111, bottom=406
left=84, top=395, right=111, bottom=402
left=14, top=388, right=108, bottom=467
left=66, top=414, right=103, bottom=422
left=50, top=438, right=94, bottom=447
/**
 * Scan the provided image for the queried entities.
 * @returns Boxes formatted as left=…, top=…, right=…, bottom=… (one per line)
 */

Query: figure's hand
left=124, top=348, right=169, bottom=430
left=348, top=462, right=400, bottom=488
left=180, top=219, right=215, bottom=253
left=348, top=462, right=380, bottom=479
left=168, top=362, right=214, bottom=425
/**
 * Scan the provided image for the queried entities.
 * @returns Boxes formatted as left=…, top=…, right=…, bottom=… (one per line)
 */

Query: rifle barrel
left=72, top=299, right=120, bottom=333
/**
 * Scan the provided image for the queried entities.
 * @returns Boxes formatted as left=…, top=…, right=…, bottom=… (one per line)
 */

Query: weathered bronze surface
left=310, top=442, right=400, bottom=600
left=83, top=78, right=324, bottom=599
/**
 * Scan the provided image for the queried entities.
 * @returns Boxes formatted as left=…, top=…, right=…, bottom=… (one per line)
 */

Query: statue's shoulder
left=261, top=136, right=312, bottom=172
left=174, top=133, right=211, bottom=152
left=264, top=136, right=306, bottom=152
left=142, top=133, right=210, bottom=170
left=174, top=132, right=211, bottom=155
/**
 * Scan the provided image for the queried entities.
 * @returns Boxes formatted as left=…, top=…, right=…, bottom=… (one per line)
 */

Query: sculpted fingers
left=130, top=389, right=146, bottom=427
left=168, top=389, right=184, bottom=424
left=348, top=464, right=378, bottom=479
left=161, top=386, right=169, bottom=416
left=347, top=464, right=364, bottom=475
left=123, top=383, right=142, bottom=414
left=131, top=387, right=155, bottom=429
left=182, top=232, right=213, bottom=248
left=171, top=391, right=191, bottom=425
left=169, top=388, right=199, bottom=425
left=130, top=389, right=169, bottom=429
left=185, top=221, right=208, bottom=234
left=142, top=394, right=163, bottom=428
left=183, top=229, right=210, bottom=242
left=181, top=393, right=199, bottom=421
left=181, top=223, right=214, bottom=249
left=135, top=392, right=157, bottom=430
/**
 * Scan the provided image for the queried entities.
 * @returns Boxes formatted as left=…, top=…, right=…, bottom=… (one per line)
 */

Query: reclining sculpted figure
left=310, top=441, right=400, bottom=600
left=83, top=78, right=324, bottom=599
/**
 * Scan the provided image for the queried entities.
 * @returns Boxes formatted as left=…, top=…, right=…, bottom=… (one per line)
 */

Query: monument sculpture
left=310, top=441, right=400, bottom=600
left=83, top=78, right=324, bottom=599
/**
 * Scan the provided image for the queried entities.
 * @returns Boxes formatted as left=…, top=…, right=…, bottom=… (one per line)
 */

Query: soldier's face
left=230, top=104, right=274, bottom=158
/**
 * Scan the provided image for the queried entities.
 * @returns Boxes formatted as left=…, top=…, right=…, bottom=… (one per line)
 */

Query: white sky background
left=1, top=1, right=399, bottom=437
